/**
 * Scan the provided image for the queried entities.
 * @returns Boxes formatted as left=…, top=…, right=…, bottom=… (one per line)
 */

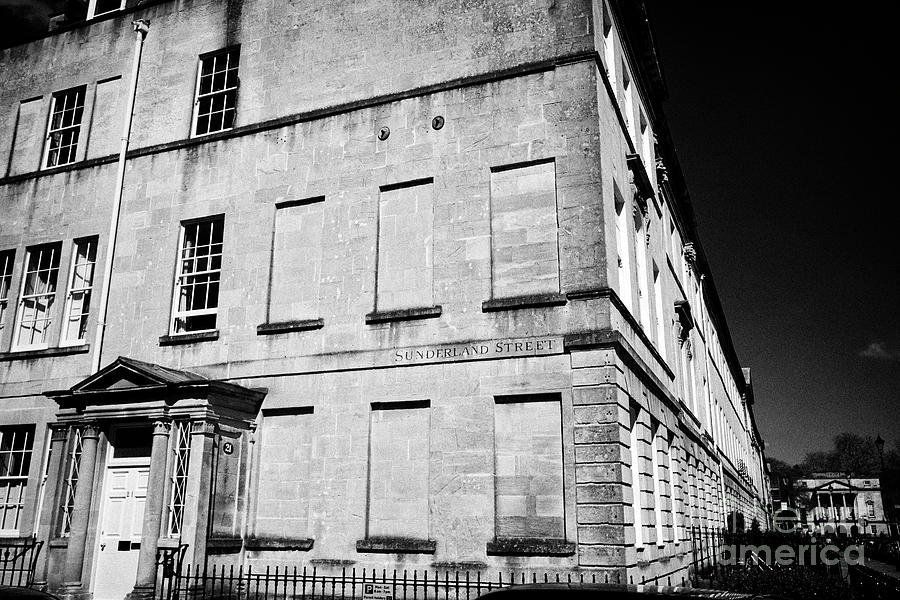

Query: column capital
left=81, top=424, right=101, bottom=440
left=152, top=419, right=172, bottom=436
left=49, top=423, right=69, bottom=442
left=190, top=420, right=216, bottom=437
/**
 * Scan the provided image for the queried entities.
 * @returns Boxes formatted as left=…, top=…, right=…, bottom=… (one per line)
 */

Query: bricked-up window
left=634, top=209, right=650, bottom=329
left=494, top=394, right=564, bottom=540
left=0, top=250, right=14, bottom=337
left=653, top=262, right=666, bottom=360
left=45, top=86, right=85, bottom=168
left=489, top=160, right=560, bottom=299
left=14, top=242, right=62, bottom=350
left=0, top=425, right=34, bottom=534
left=601, top=1, right=615, bottom=86
left=167, top=421, right=191, bottom=536
left=193, top=48, right=239, bottom=137
left=375, top=180, right=434, bottom=311
left=269, top=198, right=325, bottom=323
left=171, top=216, right=224, bottom=334
left=61, top=237, right=97, bottom=345
left=255, top=409, right=313, bottom=538
left=367, top=401, right=430, bottom=540
left=88, top=0, right=125, bottom=18
left=59, top=427, right=83, bottom=536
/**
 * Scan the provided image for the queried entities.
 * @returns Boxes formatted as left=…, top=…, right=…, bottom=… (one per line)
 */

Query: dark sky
left=1, top=2, right=896, bottom=463
left=646, top=2, right=899, bottom=462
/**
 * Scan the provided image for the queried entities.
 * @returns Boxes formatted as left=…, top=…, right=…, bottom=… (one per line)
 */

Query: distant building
left=0, top=1, right=771, bottom=598
left=795, top=474, right=890, bottom=536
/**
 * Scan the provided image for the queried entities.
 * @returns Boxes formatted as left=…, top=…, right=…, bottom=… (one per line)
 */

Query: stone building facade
left=0, top=0, right=771, bottom=598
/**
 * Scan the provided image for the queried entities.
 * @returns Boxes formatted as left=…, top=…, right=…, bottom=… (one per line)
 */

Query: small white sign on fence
left=362, top=583, right=394, bottom=600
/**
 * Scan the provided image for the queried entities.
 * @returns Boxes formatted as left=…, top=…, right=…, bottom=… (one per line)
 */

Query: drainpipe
left=91, top=19, right=150, bottom=373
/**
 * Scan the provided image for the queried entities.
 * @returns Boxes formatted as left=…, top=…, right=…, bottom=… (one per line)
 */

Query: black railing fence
left=0, top=537, right=43, bottom=587
left=157, top=564, right=628, bottom=600
left=848, top=563, right=900, bottom=600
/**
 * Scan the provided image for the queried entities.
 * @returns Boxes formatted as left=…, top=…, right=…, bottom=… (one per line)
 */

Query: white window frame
left=43, top=87, right=86, bottom=169
left=652, top=262, right=666, bottom=360
left=191, top=47, right=240, bottom=138
left=169, top=216, right=224, bottom=335
left=87, top=0, right=126, bottom=19
left=0, top=425, right=35, bottom=536
left=13, top=243, right=63, bottom=351
left=60, top=237, right=98, bottom=346
left=0, top=249, right=14, bottom=339
left=614, top=191, right=632, bottom=311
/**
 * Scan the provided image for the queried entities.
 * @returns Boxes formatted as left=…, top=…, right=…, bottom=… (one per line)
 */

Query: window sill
left=365, top=306, right=442, bottom=324
left=257, top=319, right=324, bottom=335
left=0, top=344, right=89, bottom=362
left=48, top=538, right=69, bottom=549
left=482, top=293, right=567, bottom=312
left=356, top=537, right=436, bottom=554
left=245, top=537, right=314, bottom=551
left=159, top=330, right=219, bottom=346
left=486, top=538, right=575, bottom=557
left=206, top=536, right=243, bottom=552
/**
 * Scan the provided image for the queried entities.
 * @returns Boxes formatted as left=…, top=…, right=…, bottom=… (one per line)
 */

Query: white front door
left=93, top=466, right=149, bottom=600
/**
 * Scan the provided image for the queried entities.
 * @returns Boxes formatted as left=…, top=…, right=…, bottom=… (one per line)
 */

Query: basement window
left=193, top=47, right=240, bottom=137
left=170, top=216, right=224, bottom=334
left=88, top=0, right=126, bottom=19
left=44, top=87, right=85, bottom=168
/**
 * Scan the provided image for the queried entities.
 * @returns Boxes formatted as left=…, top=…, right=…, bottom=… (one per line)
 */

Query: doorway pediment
left=45, top=356, right=266, bottom=425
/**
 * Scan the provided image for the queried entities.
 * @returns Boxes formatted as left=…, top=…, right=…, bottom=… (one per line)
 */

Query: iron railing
left=0, top=537, right=43, bottom=587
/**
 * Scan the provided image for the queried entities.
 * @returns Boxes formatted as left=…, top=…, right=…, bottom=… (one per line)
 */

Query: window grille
left=167, top=421, right=191, bottom=536
left=59, top=427, right=83, bottom=536
left=0, top=426, right=35, bottom=534
left=45, top=87, right=85, bottom=168
left=61, top=238, right=97, bottom=344
left=193, top=48, right=239, bottom=136
left=14, top=243, right=62, bottom=349
left=171, top=217, right=224, bottom=333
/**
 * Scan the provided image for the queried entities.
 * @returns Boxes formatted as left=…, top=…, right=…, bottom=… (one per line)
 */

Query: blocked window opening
left=494, top=394, right=564, bottom=540
left=375, top=180, right=434, bottom=312
left=255, top=409, right=313, bottom=539
left=367, top=401, right=430, bottom=539
left=269, top=198, right=325, bottom=323
left=489, top=161, right=559, bottom=299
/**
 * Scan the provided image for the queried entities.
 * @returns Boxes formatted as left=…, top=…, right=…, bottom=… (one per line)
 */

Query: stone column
left=32, top=424, right=69, bottom=590
left=179, top=420, right=216, bottom=567
left=61, top=424, right=100, bottom=591
left=128, top=419, right=171, bottom=600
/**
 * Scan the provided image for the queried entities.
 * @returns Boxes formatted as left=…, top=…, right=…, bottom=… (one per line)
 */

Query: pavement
left=862, top=557, right=900, bottom=580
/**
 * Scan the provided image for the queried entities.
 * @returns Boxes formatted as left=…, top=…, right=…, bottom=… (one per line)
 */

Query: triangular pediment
left=70, top=356, right=206, bottom=392
left=809, top=479, right=853, bottom=492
